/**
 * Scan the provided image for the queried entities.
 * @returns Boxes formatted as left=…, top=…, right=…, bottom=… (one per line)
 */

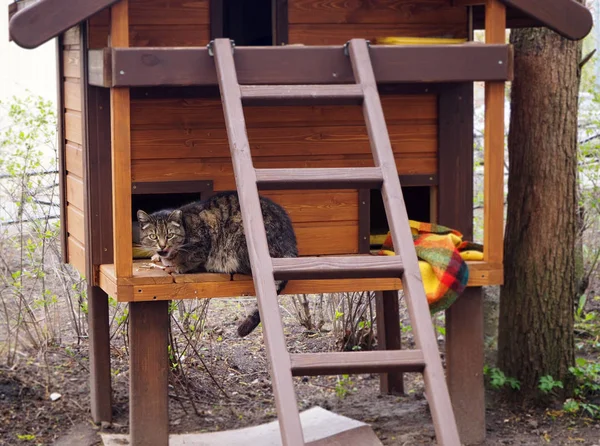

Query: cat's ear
left=168, top=210, right=183, bottom=225
left=137, top=210, right=151, bottom=228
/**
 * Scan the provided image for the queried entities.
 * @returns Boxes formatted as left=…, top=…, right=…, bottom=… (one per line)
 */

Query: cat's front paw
left=151, top=253, right=161, bottom=263
left=164, top=266, right=182, bottom=275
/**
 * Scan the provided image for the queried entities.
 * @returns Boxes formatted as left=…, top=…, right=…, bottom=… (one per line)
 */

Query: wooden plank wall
left=129, top=94, right=438, bottom=256
left=88, top=0, right=210, bottom=48
left=288, top=0, right=468, bottom=45
left=84, top=0, right=454, bottom=259
left=61, top=26, right=86, bottom=276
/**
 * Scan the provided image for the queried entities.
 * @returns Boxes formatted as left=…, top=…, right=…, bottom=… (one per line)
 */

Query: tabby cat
left=136, top=191, right=298, bottom=337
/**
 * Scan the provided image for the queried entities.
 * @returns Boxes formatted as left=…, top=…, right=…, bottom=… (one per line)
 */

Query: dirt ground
left=1, top=294, right=600, bottom=446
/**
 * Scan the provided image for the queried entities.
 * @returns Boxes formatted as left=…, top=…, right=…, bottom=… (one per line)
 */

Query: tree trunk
left=498, top=26, right=582, bottom=398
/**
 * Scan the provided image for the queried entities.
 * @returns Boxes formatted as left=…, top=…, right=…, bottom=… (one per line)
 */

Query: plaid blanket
left=377, top=221, right=483, bottom=313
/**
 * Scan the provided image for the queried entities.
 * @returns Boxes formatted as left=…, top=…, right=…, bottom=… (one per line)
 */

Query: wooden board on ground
left=100, top=406, right=383, bottom=446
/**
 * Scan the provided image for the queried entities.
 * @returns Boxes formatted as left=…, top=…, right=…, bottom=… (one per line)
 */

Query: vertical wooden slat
left=110, top=0, right=133, bottom=278
left=82, top=21, right=114, bottom=424
left=209, top=0, right=224, bottom=39
left=348, top=38, right=461, bottom=445
left=484, top=0, right=506, bottom=264
left=273, top=0, right=289, bottom=45
left=438, top=83, right=486, bottom=445
left=129, top=301, right=170, bottom=445
left=376, top=290, right=404, bottom=394
left=446, top=288, right=485, bottom=444
left=88, top=286, right=113, bottom=422
left=358, top=189, right=370, bottom=254
left=56, top=35, right=68, bottom=263
left=212, top=38, right=304, bottom=446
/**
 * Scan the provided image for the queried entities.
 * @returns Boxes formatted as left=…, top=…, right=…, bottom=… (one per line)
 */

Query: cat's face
left=136, top=209, right=186, bottom=257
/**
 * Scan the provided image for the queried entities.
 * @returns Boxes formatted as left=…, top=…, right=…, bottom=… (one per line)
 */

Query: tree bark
left=498, top=25, right=582, bottom=398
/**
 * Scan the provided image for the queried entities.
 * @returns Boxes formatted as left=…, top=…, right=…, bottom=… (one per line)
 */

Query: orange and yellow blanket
left=377, top=221, right=483, bottom=313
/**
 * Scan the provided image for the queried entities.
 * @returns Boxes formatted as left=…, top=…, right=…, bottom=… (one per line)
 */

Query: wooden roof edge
left=8, top=0, right=119, bottom=49
left=8, top=0, right=593, bottom=49
left=500, top=0, right=593, bottom=41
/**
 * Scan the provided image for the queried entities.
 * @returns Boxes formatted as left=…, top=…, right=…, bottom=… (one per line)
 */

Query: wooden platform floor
left=100, top=406, right=383, bottom=446
left=98, top=258, right=502, bottom=302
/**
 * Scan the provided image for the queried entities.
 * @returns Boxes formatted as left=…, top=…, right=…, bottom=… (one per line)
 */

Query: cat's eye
left=167, top=234, right=176, bottom=239
left=148, top=234, right=157, bottom=240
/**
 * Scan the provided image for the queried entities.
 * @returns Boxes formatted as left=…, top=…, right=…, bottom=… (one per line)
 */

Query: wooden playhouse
left=8, top=0, right=593, bottom=445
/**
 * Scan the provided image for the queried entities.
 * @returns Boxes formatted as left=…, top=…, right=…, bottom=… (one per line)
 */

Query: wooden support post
left=129, top=301, right=170, bottom=446
left=376, top=290, right=404, bottom=394
left=445, top=288, right=485, bottom=444
left=110, top=0, right=133, bottom=279
left=484, top=0, right=506, bottom=264
left=89, top=286, right=113, bottom=423
left=439, top=81, right=486, bottom=445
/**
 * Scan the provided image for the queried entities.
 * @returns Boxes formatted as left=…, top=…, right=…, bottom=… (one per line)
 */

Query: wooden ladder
left=210, top=37, right=461, bottom=446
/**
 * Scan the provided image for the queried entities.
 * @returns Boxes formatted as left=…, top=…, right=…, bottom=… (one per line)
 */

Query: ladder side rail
left=347, top=38, right=461, bottom=445
left=211, top=38, right=305, bottom=446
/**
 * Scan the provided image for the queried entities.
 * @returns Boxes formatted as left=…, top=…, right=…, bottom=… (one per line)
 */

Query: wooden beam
left=89, top=44, right=514, bottom=88
left=110, top=0, right=133, bottom=279
left=453, top=0, right=592, bottom=41
left=501, top=0, right=593, bottom=41
left=9, top=0, right=119, bottom=49
left=484, top=0, right=506, bottom=265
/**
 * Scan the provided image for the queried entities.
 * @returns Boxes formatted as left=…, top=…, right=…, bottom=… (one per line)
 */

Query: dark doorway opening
left=223, top=0, right=273, bottom=46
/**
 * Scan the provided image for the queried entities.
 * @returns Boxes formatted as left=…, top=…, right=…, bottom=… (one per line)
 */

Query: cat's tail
left=237, top=308, right=260, bottom=337
left=236, top=280, right=288, bottom=337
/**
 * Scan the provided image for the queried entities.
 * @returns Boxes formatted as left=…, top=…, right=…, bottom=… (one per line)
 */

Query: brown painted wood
left=376, top=290, right=404, bottom=395
left=88, top=286, right=113, bottom=423
left=65, top=111, right=83, bottom=144
left=260, top=191, right=359, bottom=224
left=130, top=24, right=211, bottom=47
left=240, top=84, right=363, bottom=106
left=95, top=44, right=513, bottom=88
left=56, top=35, right=68, bottom=264
left=130, top=157, right=437, bottom=189
left=446, top=288, right=485, bottom=445
left=438, top=84, right=474, bottom=239
left=501, top=0, right=592, bottom=40
left=68, top=236, right=86, bottom=276
left=290, top=350, right=425, bottom=376
left=9, top=0, right=119, bottom=49
left=212, top=38, right=305, bottom=445
left=273, top=0, right=289, bottom=45
left=131, top=180, right=213, bottom=195
left=129, top=301, right=169, bottom=446
left=130, top=124, right=438, bottom=160
left=438, top=82, right=486, bottom=445
left=86, top=85, right=114, bottom=267
left=129, top=0, right=209, bottom=25
left=209, top=0, right=224, bottom=39
left=255, top=167, right=382, bottom=190
left=81, top=21, right=113, bottom=425
left=484, top=1, right=506, bottom=265
left=358, top=189, right=370, bottom=254
left=88, top=48, right=111, bottom=87
left=65, top=144, right=83, bottom=178
left=110, top=0, right=133, bottom=278
left=348, top=38, right=461, bottom=444
left=272, top=256, right=404, bottom=280
left=98, top=260, right=502, bottom=302
left=129, top=95, right=437, bottom=128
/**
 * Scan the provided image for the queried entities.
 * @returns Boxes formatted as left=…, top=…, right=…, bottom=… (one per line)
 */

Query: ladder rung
left=290, top=350, right=426, bottom=376
left=272, top=256, right=403, bottom=281
left=240, top=84, right=364, bottom=106
left=255, top=167, right=383, bottom=190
